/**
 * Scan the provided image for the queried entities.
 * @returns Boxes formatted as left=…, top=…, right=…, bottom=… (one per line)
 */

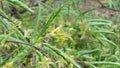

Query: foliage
left=0, top=0, right=120, bottom=68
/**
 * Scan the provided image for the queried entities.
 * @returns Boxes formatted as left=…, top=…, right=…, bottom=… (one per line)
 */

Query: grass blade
left=43, top=43, right=81, bottom=68
left=7, top=0, right=34, bottom=13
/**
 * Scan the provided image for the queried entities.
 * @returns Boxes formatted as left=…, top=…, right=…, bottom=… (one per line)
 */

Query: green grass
left=0, top=0, right=120, bottom=68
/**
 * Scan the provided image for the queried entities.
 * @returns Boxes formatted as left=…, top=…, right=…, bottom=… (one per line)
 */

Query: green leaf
left=7, top=0, right=34, bottom=13
left=86, top=61, right=120, bottom=66
left=1, top=31, right=15, bottom=45
left=0, top=35, right=25, bottom=44
left=44, top=43, right=81, bottom=68
left=38, top=2, right=68, bottom=36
